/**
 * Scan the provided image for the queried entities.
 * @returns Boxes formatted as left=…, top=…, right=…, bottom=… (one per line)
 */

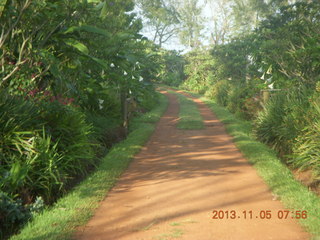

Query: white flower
left=98, top=99, right=104, bottom=110
left=139, top=76, right=143, bottom=82
left=124, top=71, right=128, bottom=76
left=268, top=82, right=274, bottom=89
left=266, top=76, right=273, bottom=83
left=110, top=63, right=115, bottom=68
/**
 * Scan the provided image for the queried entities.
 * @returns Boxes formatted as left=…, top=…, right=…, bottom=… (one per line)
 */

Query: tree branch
left=1, top=59, right=28, bottom=86
left=0, top=0, right=31, bottom=49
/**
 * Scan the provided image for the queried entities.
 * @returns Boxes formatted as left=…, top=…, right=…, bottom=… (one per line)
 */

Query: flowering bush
left=18, top=87, right=76, bottom=106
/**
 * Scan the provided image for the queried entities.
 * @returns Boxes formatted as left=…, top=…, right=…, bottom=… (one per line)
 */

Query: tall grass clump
left=291, top=94, right=320, bottom=179
left=254, top=93, right=288, bottom=154
left=254, top=89, right=310, bottom=157
left=0, top=92, right=94, bottom=238
left=39, top=101, right=94, bottom=181
left=209, top=80, right=230, bottom=107
left=0, top=93, right=47, bottom=237
left=226, top=83, right=262, bottom=120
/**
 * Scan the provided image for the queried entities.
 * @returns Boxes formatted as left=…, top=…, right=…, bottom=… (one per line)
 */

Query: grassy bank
left=10, top=92, right=168, bottom=240
left=199, top=95, right=320, bottom=238
left=168, top=90, right=204, bottom=130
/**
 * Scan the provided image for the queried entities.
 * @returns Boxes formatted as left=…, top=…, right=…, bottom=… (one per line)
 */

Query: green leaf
left=115, top=32, right=135, bottom=41
left=39, top=50, right=62, bottom=80
left=85, top=54, right=109, bottom=69
left=0, top=0, right=7, bottom=18
left=80, top=25, right=111, bottom=38
left=63, top=25, right=111, bottom=38
left=9, top=161, right=28, bottom=190
left=99, top=1, right=108, bottom=19
left=94, top=1, right=105, bottom=10
left=64, top=39, right=89, bottom=54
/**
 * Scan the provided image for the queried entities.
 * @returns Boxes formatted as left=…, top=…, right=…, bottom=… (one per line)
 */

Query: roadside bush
left=158, top=50, right=185, bottom=87
left=86, top=112, right=120, bottom=141
left=0, top=129, right=64, bottom=204
left=182, top=51, right=215, bottom=94
left=25, top=131, right=65, bottom=202
left=227, top=83, right=262, bottom=120
left=210, top=80, right=230, bottom=107
left=162, top=72, right=182, bottom=87
left=0, top=192, right=30, bottom=239
left=0, top=92, right=94, bottom=204
left=39, top=101, right=94, bottom=181
left=241, top=97, right=262, bottom=120
left=291, top=95, right=320, bottom=179
left=181, top=75, right=208, bottom=94
left=0, top=192, right=44, bottom=239
left=254, top=89, right=310, bottom=157
left=135, top=85, right=158, bottom=112
left=0, top=93, right=43, bottom=199
left=204, top=85, right=216, bottom=99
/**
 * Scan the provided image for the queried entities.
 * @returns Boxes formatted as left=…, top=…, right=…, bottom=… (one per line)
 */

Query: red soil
left=75, top=90, right=310, bottom=240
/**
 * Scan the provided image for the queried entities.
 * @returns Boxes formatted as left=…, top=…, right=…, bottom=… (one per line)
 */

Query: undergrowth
left=9, top=92, right=168, bottom=240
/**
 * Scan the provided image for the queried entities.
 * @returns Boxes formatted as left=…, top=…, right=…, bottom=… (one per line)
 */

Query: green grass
left=169, top=90, right=204, bottom=130
left=10, top=93, right=168, bottom=240
left=130, top=92, right=168, bottom=128
left=154, top=228, right=184, bottom=240
left=169, top=222, right=181, bottom=226
left=198, top=95, right=320, bottom=238
left=169, top=219, right=197, bottom=226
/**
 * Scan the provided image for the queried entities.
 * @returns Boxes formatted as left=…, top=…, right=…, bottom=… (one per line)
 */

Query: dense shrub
left=0, top=192, right=30, bottom=239
left=0, top=93, right=94, bottom=204
left=39, top=101, right=94, bottom=180
left=158, top=50, right=185, bottom=87
left=226, top=83, right=262, bottom=120
left=161, top=72, right=183, bottom=87
left=0, top=192, right=44, bottom=239
left=86, top=112, right=121, bottom=147
left=210, top=80, right=230, bottom=107
left=182, top=51, right=216, bottom=94
left=291, top=95, right=320, bottom=178
left=0, top=93, right=43, bottom=198
left=254, top=93, right=288, bottom=154
left=254, top=89, right=310, bottom=157
left=135, top=85, right=158, bottom=112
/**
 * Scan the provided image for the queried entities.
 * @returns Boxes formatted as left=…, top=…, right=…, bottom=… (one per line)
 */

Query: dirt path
left=75, top=90, right=310, bottom=240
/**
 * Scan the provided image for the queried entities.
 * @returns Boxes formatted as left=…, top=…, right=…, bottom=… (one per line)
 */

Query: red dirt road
left=75, top=90, right=310, bottom=240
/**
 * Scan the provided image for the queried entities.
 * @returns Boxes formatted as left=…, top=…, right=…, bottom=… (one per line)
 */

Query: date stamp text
left=212, top=210, right=307, bottom=220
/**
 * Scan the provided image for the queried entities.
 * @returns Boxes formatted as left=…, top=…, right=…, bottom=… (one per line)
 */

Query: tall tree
left=135, top=0, right=180, bottom=47
left=230, top=0, right=311, bottom=36
left=205, top=0, right=234, bottom=46
left=230, top=0, right=269, bottom=35
left=175, top=0, right=204, bottom=49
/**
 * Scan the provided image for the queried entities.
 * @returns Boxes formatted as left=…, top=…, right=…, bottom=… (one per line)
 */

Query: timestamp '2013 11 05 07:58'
left=212, top=210, right=307, bottom=220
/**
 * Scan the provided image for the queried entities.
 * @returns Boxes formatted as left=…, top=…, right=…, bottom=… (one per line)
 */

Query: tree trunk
left=120, top=88, right=129, bottom=136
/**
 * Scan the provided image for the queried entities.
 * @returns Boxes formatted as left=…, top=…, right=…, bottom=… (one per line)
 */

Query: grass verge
left=10, top=92, right=168, bottom=240
left=199, top=95, right=320, bottom=238
left=168, top=90, right=204, bottom=130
